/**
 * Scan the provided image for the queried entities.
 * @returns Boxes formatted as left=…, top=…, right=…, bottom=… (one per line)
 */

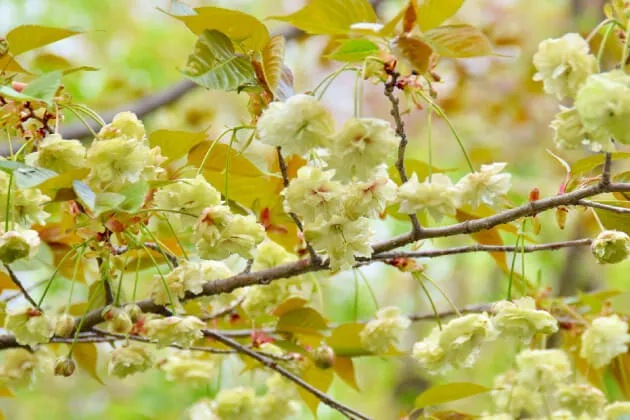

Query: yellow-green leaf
left=328, top=38, right=380, bottom=62
left=416, top=0, right=465, bottom=32
left=261, top=35, right=286, bottom=97
left=6, top=25, right=82, bottom=56
left=423, top=24, right=493, bottom=58
left=592, top=200, right=630, bottom=235
left=73, top=343, right=103, bottom=384
left=269, top=0, right=377, bottom=35
left=0, top=272, right=19, bottom=292
left=392, top=35, right=434, bottom=73
left=415, top=382, right=490, bottom=408
left=0, top=53, right=30, bottom=74
left=273, top=297, right=309, bottom=317
left=182, top=30, right=256, bottom=92
left=334, top=356, right=360, bottom=391
left=169, top=6, right=269, bottom=52
left=456, top=209, right=506, bottom=270
left=149, top=129, right=206, bottom=164
left=0, top=387, right=13, bottom=397
left=276, top=307, right=328, bottom=336
left=298, top=363, right=334, bottom=416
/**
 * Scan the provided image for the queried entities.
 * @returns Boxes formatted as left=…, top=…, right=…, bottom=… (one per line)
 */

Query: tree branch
left=578, top=199, right=630, bottom=214
left=202, top=329, right=373, bottom=420
left=384, top=71, right=424, bottom=238
left=4, top=264, right=38, bottom=308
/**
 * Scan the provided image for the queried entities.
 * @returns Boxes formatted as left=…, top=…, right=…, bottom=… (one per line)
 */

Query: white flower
left=533, top=33, right=597, bottom=99
left=145, top=316, right=205, bottom=348
left=575, top=70, right=630, bottom=145
left=257, top=94, right=335, bottom=156
left=305, top=215, right=373, bottom=271
left=4, top=309, right=55, bottom=347
left=283, top=166, right=344, bottom=223
left=360, top=306, right=411, bottom=353
left=344, top=170, right=398, bottom=219
left=325, top=118, right=399, bottom=181
left=456, top=163, right=511, bottom=209
left=0, top=229, right=40, bottom=264
left=550, top=106, right=611, bottom=152
left=108, top=344, right=153, bottom=378
left=515, top=349, right=571, bottom=388
left=397, top=173, right=459, bottom=221
left=194, top=213, right=265, bottom=260
left=580, top=315, right=630, bottom=368
left=491, top=297, right=558, bottom=342
left=591, top=230, right=630, bottom=264
left=99, top=111, right=145, bottom=140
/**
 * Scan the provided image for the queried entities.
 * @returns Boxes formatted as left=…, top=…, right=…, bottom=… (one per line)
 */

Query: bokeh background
left=1, top=0, right=625, bottom=419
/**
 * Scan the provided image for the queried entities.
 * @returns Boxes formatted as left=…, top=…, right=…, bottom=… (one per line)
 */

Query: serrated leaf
left=269, top=0, right=377, bottom=35
left=0, top=161, right=58, bottom=188
left=423, top=25, right=493, bottom=58
left=416, top=0, right=465, bottom=32
left=149, top=129, right=206, bottom=164
left=182, top=30, right=256, bottom=91
left=392, top=35, right=433, bottom=73
left=168, top=6, right=269, bottom=52
left=276, top=307, right=328, bottom=336
left=73, top=343, right=103, bottom=384
left=6, top=25, right=82, bottom=56
left=328, top=39, right=380, bottom=62
left=22, top=70, right=62, bottom=104
left=415, top=382, right=490, bottom=408
left=261, top=35, right=286, bottom=97
left=298, top=363, right=334, bottom=416
left=334, top=356, right=360, bottom=391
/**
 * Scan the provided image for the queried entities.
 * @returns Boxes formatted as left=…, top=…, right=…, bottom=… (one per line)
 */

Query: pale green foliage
left=360, top=306, right=411, bottom=354
left=533, top=33, right=597, bottom=99
left=580, top=315, right=630, bottom=368
left=257, top=94, right=335, bottom=156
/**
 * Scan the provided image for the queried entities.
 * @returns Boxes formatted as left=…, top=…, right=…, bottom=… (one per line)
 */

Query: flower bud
left=54, top=356, right=76, bottom=377
left=102, top=306, right=133, bottom=334
left=592, top=230, right=630, bottom=264
left=311, top=345, right=335, bottom=370
left=123, top=304, right=143, bottom=323
left=54, top=314, right=76, bottom=338
left=0, top=229, right=40, bottom=264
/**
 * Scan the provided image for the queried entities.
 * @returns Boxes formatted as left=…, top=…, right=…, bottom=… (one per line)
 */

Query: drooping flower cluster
left=413, top=297, right=558, bottom=375
left=145, top=316, right=205, bottom=348
left=360, top=306, right=411, bottom=354
left=108, top=344, right=153, bottom=378
left=158, top=350, right=216, bottom=385
left=591, top=230, right=630, bottom=264
left=580, top=314, right=630, bottom=368
left=4, top=308, right=55, bottom=347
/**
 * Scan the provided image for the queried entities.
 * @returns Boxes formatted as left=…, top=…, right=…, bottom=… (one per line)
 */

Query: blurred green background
left=2, top=0, right=627, bottom=419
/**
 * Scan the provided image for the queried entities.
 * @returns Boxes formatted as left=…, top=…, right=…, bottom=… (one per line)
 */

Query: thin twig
left=98, top=257, right=115, bottom=306
left=577, top=199, right=630, bottom=214
left=143, top=242, right=179, bottom=267
left=276, top=146, right=322, bottom=266
left=203, top=329, right=373, bottom=420
left=372, top=239, right=593, bottom=260
left=4, top=264, right=38, bottom=308
left=384, top=71, right=423, bottom=238
left=201, top=296, right=244, bottom=321
left=601, top=152, right=612, bottom=186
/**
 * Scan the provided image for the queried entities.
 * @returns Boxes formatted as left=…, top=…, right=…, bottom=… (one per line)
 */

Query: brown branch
left=372, top=239, right=593, bottom=260
left=203, top=329, right=373, bottom=420
left=143, top=242, right=179, bottom=268
left=276, top=146, right=322, bottom=266
left=577, top=199, right=630, bottom=214
left=4, top=264, right=38, bottom=308
left=384, top=71, right=423, bottom=238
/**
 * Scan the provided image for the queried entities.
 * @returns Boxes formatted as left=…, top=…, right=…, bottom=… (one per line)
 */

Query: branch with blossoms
left=6, top=1, right=630, bottom=419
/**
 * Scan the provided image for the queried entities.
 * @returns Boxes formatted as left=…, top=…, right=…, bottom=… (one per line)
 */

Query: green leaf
left=94, top=192, right=126, bottom=215
left=571, top=152, right=630, bottom=178
left=328, top=39, right=380, bottom=62
left=181, top=30, right=256, bottom=92
left=72, top=180, right=96, bottom=211
left=416, top=0, right=466, bottom=32
left=6, top=25, right=82, bottom=56
left=72, top=343, right=103, bottom=384
left=0, top=54, right=30, bottom=74
left=423, top=25, right=493, bottom=58
left=261, top=35, right=286, bottom=97
left=415, top=382, right=490, bottom=409
left=22, top=71, right=62, bottom=104
left=0, top=161, right=57, bottom=188
left=269, top=0, right=378, bottom=35
left=297, top=363, right=334, bottom=416
left=116, top=180, right=149, bottom=212
left=592, top=200, right=630, bottom=235
left=276, top=307, right=328, bottom=336
left=167, top=6, right=269, bottom=52
left=149, top=129, right=207, bottom=164
left=0, top=85, right=40, bottom=102
left=325, top=322, right=404, bottom=357
left=334, top=357, right=360, bottom=391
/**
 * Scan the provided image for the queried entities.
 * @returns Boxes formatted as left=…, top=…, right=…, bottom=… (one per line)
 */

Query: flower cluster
left=158, top=350, right=216, bottom=385
left=580, top=314, right=630, bottom=368
left=360, top=306, right=411, bottom=354
left=4, top=308, right=55, bottom=347
left=591, top=230, right=630, bottom=264
left=413, top=297, right=558, bottom=375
